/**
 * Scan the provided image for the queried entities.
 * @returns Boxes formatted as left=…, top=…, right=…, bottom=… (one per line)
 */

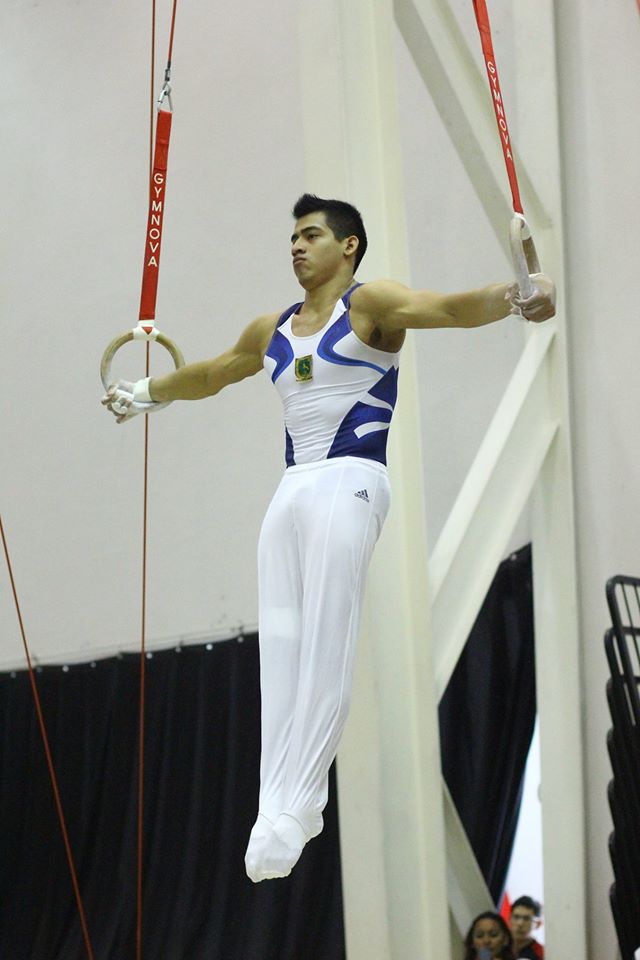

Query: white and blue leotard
left=263, top=283, right=401, bottom=466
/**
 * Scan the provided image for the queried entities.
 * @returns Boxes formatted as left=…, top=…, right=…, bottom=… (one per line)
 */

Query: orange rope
left=136, top=0, right=156, bottom=954
left=149, top=0, right=156, bottom=184
left=137, top=394, right=150, bottom=960
left=138, top=0, right=179, bottom=950
left=0, top=515, right=95, bottom=960
left=167, top=0, right=178, bottom=66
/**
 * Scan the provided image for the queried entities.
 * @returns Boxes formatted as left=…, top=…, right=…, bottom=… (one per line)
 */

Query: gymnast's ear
left=343, top=234, right=359, bottom=259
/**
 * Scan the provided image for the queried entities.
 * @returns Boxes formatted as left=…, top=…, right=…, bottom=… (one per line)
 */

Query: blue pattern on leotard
left=285, top=428, right=295, bottom=467
left=266, top=328, right=294, bottom=383
left=317, top=313, right=387, bottom=376
left=326, top=366, right=398, bottom=464
left=265, top=302, right=302, bottom=383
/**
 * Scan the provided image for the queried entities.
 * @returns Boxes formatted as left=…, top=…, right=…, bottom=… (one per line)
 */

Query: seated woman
left=464, top=911, right=515, bottom=960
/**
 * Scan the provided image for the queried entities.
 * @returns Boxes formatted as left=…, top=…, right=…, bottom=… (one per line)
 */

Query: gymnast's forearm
left=448, top=282, right=514, bottom=328
left=148, top=359, right=226, bottom=402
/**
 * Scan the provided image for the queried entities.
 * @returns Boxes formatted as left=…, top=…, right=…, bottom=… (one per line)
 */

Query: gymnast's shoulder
left=235, top=311, right=282, bottom=355
left=350, top=279, right=455, bottom=331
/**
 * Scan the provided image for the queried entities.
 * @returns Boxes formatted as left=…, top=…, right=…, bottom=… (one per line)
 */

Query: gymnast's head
left=291, top=194, right=368, bottom=289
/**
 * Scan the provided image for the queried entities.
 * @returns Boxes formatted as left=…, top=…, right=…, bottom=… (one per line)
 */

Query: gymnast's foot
left=244, top=813, right=274, bottom=882
left=245, top=813, right=309, bottom=883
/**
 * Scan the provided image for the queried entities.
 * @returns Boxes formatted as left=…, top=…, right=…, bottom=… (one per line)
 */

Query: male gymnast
left=102, top=194, right=555, bottom=882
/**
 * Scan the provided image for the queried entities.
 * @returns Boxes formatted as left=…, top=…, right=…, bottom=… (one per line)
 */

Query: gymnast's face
left=290, top=212, right=357, bottom=289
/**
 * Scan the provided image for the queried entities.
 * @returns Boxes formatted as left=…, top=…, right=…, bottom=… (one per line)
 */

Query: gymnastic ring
left=100, top=327, right=185, bottom=411
left=509, top=214, right=541, bottom=302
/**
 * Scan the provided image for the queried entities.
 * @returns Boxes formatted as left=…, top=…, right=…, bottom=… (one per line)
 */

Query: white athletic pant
left=257, top=456, right=390, bottom=837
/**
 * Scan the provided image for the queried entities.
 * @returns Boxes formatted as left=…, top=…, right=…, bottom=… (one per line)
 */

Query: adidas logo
left=354, top=489, right=369, bottom=502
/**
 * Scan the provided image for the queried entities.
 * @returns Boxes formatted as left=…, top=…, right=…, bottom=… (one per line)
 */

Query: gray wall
left=2, top=1, right=639, bottom=957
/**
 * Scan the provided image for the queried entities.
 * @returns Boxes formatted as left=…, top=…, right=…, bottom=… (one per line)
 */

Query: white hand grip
left=509, top=214, right=540, bottom=301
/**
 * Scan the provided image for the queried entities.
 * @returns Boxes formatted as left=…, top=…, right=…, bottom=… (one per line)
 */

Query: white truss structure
left=297, top=1, right=586, bottom=958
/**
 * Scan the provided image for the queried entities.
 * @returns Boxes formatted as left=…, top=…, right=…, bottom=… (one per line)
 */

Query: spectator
left=510, top=896, right=544, bottom=959
left=464, top=911, right=515, bottom=960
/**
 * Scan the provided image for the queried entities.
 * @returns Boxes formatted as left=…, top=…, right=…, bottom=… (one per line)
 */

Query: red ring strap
left=138, top=109, right=173, bottom=323
left=472, top=0, right=524, bottom=215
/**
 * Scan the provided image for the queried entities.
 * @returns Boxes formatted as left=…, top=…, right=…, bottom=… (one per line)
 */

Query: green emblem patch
left=295, top=355, right=313, bottom=382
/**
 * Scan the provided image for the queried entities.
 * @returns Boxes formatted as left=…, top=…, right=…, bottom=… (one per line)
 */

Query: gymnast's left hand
left=101, top=379, right=156, bottom=424
left=508, top=273, right=556, bottom=323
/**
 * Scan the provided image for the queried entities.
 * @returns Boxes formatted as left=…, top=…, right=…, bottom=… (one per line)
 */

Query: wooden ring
left=100, top=330, right=185, bottom=408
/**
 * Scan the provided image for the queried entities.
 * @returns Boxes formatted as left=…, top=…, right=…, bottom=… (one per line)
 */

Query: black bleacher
left=605, top=576, right=640, bottom=960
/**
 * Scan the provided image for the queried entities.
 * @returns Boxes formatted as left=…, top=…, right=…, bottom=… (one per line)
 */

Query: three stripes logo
left=354, top=489, right=369, bottom=503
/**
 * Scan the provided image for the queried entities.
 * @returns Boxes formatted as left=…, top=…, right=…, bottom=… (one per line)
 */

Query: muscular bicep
left=356, top=279, right=512, bottom=331
left=206, top=312, right=278, bottom=391
left=356, top=280, right=457, bottom=331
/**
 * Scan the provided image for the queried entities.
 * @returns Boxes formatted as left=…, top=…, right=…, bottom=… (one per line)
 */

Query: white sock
left=246, top=814, right=308, bottom=883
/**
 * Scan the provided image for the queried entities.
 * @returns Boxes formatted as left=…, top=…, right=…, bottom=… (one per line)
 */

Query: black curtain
left=438, top=544, right=536, bottom=902
left=1, top=547, right=536, bottom=956
left=0, top=636, right=345, bottom=960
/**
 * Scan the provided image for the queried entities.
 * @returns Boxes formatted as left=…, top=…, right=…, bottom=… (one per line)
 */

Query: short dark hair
left=464, top=911, right=514, bottom=960
left=292, top=193, right=368, bottom=271
left=511, top=896, right=542, bottom=917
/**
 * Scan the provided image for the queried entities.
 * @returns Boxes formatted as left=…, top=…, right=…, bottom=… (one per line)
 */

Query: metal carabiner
left=157, top=80, right=173, bottom=112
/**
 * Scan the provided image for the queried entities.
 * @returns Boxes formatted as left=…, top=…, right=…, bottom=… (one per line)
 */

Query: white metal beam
left=444, top=784, right=493, bottom=939
left=366, top=328, right=450, bottom=959
left=432, top=327, right=559, bottom=946
left=531, top=438, right=587, bottom=957
left=336, top=597, right=392, bottom=958
left=514, top=0, right=587, bottom=953
left=296, top=7, right=394, bottom=955
left=430, top=326, right=558, bottom=697
left=297, top=2, right=450, bottom=957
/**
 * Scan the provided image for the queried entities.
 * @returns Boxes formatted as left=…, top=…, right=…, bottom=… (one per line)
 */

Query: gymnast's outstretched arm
left=148, top=312, right=279, bottom=401
left=352, top=274, right=555, bottom=331
left=101, top=312, right=278, bottom=422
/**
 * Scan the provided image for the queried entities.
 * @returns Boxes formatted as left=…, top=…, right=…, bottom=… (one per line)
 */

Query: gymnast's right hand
left=101, top=378, right=158, bottom=424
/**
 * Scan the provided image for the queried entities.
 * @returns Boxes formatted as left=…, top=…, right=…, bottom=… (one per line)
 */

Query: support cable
left=136, top=2, right=179, bottom=957
left=136, top=1, right=155, bottom=955
left=0, top=515, right=95, bottom=960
